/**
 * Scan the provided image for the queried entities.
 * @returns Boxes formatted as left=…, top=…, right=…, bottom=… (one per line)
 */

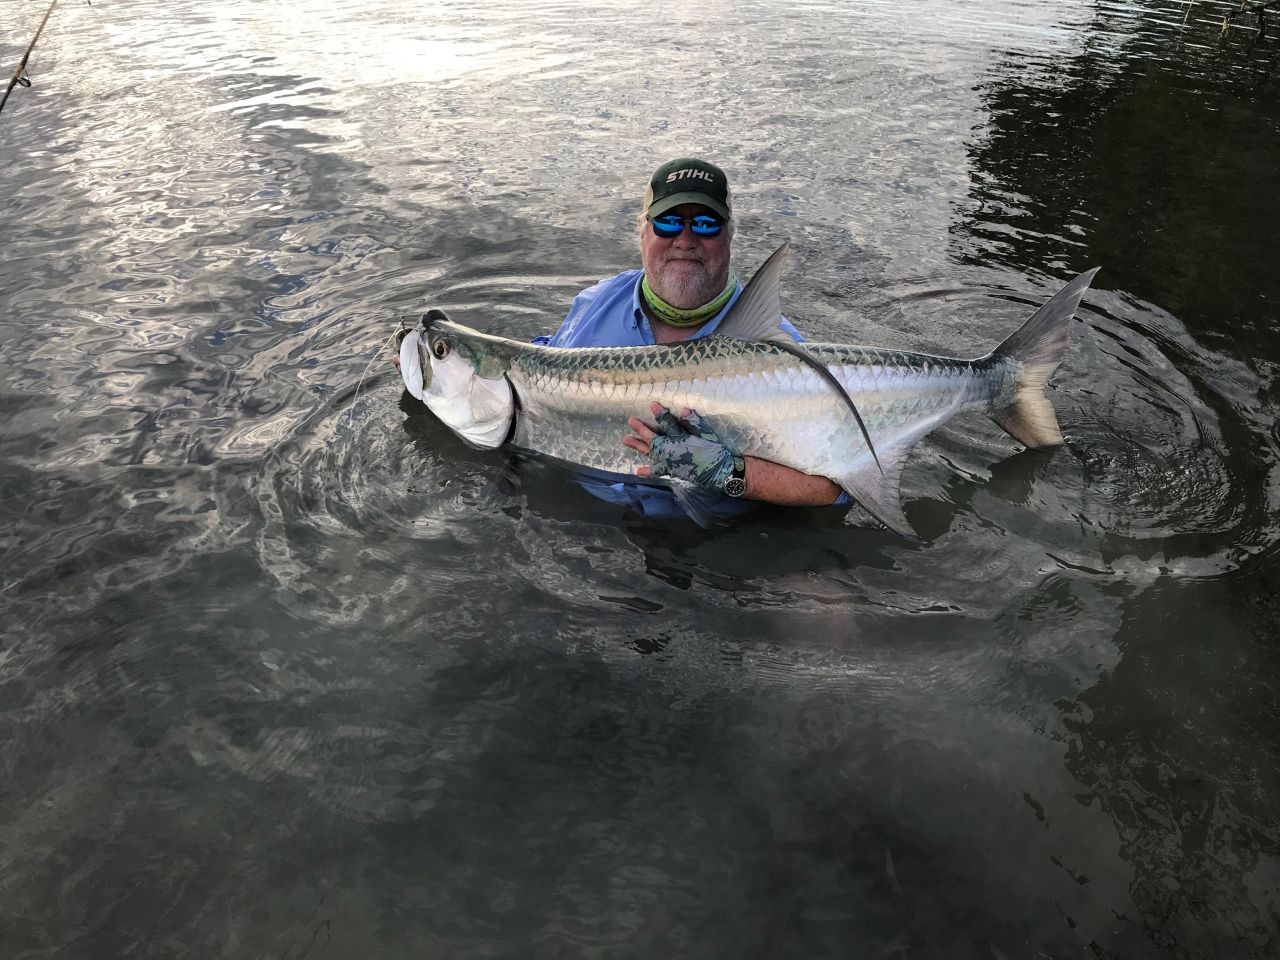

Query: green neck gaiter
left=641, top=272, right=738, bottom=328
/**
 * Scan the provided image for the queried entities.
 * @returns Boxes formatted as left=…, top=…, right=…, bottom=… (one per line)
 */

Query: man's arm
left=739, top=456, right=843, bottom=506
left=632, top=452, right=841, bottom=507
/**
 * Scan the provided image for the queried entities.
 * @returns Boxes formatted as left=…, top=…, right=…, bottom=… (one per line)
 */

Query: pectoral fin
left=668, top=479, right=717, bottom=528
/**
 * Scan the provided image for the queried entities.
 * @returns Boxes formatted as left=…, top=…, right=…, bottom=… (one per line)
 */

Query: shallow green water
left=1, top=1, right=1277, bottom=956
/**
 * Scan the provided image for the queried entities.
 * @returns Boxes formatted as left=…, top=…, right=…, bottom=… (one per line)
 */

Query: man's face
left=640, top=203, right=732, bottom=310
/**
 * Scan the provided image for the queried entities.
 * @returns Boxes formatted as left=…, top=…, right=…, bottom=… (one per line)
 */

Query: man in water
left=533, top=157, right=847, bottom=519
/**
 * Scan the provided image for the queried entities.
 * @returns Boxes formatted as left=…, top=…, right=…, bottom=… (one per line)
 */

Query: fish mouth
left=397, top=326, right=430, bottom=399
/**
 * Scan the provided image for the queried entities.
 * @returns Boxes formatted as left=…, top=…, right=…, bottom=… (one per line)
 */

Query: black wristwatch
left=723, top=455, right=747, bottom=498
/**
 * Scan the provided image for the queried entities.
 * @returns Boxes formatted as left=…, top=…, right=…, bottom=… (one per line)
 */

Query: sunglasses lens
left=651, top=216, right=684, bottom=238
left=650, top=215, right=724, bottom=238
left=690, top=216, right=723, bottom=237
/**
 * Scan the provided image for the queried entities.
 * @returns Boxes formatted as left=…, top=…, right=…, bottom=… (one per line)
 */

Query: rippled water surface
left=2, top=0, right=1279, bottom=957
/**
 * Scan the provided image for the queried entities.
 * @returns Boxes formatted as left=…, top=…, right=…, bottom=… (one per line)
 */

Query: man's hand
left=623, top=400, right=847, bottom=506
left=623, top=402, right=736, bottom=492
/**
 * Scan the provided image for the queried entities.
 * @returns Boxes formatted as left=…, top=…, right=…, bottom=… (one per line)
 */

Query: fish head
left=398, top=309, right=515, bottom=449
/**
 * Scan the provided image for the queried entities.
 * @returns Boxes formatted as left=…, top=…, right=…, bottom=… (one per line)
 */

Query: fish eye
left=432, top=338, right=451, bottom=359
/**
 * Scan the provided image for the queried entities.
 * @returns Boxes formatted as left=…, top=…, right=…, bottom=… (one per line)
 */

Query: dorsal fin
left=717, top=243, right=883, bottom=473
left=716, top=243, right=793, bottom=343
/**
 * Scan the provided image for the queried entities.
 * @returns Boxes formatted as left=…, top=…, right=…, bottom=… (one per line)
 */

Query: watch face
left=724, top=476, right=746, bottom=498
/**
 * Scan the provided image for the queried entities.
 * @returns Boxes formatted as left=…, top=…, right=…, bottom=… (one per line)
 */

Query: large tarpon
left=396, top=244, right=1097, bottom=537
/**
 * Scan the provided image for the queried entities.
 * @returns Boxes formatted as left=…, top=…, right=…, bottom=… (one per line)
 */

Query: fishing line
left=346, top=326, right=401, bottom=426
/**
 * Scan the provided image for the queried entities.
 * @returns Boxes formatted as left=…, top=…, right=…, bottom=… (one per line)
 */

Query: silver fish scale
left=506, top=338, right=1010, bottom=479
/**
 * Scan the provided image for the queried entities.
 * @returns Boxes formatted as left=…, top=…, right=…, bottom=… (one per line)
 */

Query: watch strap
left=723, top=455, right=747, bottom=497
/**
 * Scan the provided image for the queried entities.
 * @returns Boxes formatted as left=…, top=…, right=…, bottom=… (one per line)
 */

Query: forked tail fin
left=987, top=267, right=1099, bottom=448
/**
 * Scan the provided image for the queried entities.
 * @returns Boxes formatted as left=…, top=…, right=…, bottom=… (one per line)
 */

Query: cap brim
left=647, top=191, right=731, bottom=221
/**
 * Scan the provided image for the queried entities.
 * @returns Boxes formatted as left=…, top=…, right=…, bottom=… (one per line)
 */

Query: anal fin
left=833, top=440, right=920, bottom=540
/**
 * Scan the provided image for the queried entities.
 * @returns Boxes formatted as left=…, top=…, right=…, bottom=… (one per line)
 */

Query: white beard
left=653, top=257, right=722, bottom=308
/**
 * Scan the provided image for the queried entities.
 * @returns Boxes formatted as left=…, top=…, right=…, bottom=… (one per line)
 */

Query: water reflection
left=1060, top=574, right=1280, bottom=956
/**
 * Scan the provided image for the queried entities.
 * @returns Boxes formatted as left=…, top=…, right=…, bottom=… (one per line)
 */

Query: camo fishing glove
left=646, top=407, right=738, bottom=493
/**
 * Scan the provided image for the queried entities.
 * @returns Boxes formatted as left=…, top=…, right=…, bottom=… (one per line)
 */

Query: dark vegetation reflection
left=958, top=2, right=1280, bottom=954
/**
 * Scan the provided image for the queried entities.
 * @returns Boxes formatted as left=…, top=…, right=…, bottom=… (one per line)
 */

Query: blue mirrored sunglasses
left=649, top=213, right=725, bottom=239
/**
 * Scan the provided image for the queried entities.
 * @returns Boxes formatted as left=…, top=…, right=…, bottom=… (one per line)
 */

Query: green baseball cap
left=644, top=157, right=733, bottom=221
